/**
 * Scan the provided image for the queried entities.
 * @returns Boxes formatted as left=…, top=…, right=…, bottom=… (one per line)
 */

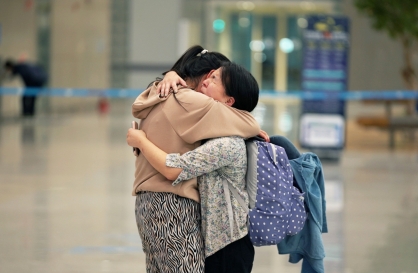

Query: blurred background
left=0, top=0, right=417, bottom=273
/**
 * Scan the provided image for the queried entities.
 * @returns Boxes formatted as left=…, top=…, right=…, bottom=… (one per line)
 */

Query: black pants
left=22, top=95, right=37, bottom=116
left=205, top=234, right=254, bottom=273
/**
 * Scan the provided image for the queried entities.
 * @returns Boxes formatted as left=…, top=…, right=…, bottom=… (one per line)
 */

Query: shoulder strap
left=222, top=178, right=249, bottom=238
left=227, top=181, right=249, bottom=213
left=222, top=179, right=235, bottom=238
left=268, top=143, right=278, bottom=165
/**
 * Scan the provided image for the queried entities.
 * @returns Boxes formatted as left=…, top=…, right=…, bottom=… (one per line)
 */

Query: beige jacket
left=131, top=82, right=260, bottom=198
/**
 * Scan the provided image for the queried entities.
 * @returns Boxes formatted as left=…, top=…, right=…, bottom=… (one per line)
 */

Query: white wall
left=49, top=0, right=110, bottom=112
left=128, top=0, right=182, bottom=88
left=0, top=0, right=111, bottom=115
left=50, top=0, right=110, bottom=89
left=342, top=0, right=406, bottom=91
left=0, top=0, right=37, bottom=61
left=0, top=0, right=37, bottom=116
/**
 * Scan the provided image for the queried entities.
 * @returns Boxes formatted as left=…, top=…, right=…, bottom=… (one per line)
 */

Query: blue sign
left=300, top=15, right=350, bottom=150
left=302, top=15, right=350, bottom=115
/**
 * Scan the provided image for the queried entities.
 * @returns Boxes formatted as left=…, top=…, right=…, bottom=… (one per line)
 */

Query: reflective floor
left=0, top=100, right=417, bottom=273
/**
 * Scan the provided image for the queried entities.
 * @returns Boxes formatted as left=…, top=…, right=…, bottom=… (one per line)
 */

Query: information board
left=300, top=15, right=350, bottom=151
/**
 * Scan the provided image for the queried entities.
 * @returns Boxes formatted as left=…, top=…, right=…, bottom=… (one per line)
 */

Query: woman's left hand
left=126, top=128, right=147, bottom=147
left=157, top=71, right=187, bottom=97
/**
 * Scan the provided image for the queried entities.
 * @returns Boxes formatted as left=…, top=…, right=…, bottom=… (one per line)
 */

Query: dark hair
left=4, top=59, right=15, bottom=70
left=220, top=62, right=259, bottom=112
left=162, top=45, right=230, bottom=89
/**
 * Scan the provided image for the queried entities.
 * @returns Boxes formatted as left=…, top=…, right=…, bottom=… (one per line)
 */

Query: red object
left=72, top=1, right=81, bottom=12
left=98, top=98, right=109, bottom=114
left=323, top=31, right=332, bottom=39
left=25, top=0, right=34, bottom=10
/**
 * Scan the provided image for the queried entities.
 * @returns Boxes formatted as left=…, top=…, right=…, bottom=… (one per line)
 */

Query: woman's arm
left=126, top=128, right=182, bottom=181
left=155, top=71, right=269, bottom=141
left=163, top=90, right=261, bottom=143
left=127, top=128, right=200, bottom=202
left=132, top=82, right=169, bottom=119
left=166, top=136, right=243, bottom=185
left=127, top=129, right=243, bottom=184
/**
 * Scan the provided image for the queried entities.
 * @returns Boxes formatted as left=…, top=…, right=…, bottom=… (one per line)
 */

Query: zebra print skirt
left=135, top=192, right=205, bottom=273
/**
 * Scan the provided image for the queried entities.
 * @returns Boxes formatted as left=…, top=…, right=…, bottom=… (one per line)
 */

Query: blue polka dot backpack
left=225, top=139, right=307, bottom=246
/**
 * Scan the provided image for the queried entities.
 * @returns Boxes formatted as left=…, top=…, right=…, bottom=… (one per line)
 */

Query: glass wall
left=261, top=16, right=277, bottom=91
left=190, top=0, right=342, bottom=137
left=110, top=0, right=130, bottom=88
left=286, top=16, right=304, bottom=91
left=199, top=1, right=340, bottom=92
left=230, top=12, right=253, bottom=71
left=36, top=0, right=51, bottom=80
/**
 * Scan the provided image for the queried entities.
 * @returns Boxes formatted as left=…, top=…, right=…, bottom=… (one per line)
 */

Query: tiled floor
left=0, top=100, right=417, bottom=273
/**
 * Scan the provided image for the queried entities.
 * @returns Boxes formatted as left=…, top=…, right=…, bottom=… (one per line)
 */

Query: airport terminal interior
left=1, top=0, right=418, bottom=272
left=0, top=98, right=417, bottom=273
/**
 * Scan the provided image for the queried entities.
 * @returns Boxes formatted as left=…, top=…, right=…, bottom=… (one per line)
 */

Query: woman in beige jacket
left=128, top=61, right=260, bottom=273
left=127, top=46, right=260, bottom=273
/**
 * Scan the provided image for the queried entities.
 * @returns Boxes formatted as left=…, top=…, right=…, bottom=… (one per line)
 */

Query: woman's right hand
left=258, top=129, right=270, bottom=142
left=157, top=71, right=187, bottom=97
left=126, top=128, right=147, bottom=148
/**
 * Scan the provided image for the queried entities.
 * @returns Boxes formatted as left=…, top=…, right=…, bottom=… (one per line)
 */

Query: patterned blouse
left=166, top=136, right=249, bottom=257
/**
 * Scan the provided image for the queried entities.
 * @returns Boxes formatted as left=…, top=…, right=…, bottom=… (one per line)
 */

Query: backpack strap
left=267, top=143, right=278, bottom=165
left=227, top=181, right=249, bottom=213
left=222, top=179, right=249, bottom=238
left=222, top=179, right=235, bottom=238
